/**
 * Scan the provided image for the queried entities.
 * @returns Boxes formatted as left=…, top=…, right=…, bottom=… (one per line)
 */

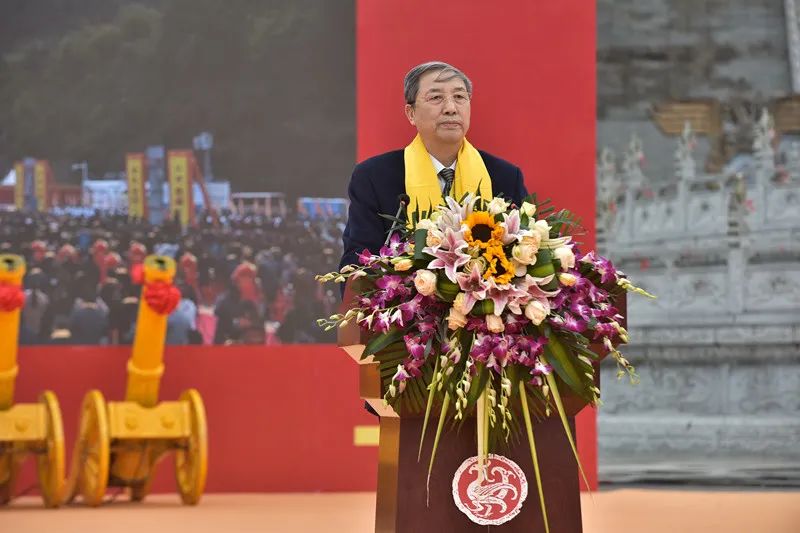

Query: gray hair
left=403, top=61, right=473, bottom=105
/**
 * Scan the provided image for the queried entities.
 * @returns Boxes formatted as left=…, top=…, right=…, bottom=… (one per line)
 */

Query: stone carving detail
left=597, top=109, right=800, bottom=483
left=746, top=269, right=800, bottom=311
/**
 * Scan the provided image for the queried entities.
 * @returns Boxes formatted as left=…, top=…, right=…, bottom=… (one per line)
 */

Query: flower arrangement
left=318, top=194, right=653, bottom=530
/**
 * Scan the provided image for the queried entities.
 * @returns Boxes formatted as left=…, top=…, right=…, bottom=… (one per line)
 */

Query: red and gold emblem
left=452, top=454, right=528, bottom=526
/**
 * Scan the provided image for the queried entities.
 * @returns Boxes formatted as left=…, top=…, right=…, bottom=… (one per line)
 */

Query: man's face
left=405, top=70, right=471, bottom=146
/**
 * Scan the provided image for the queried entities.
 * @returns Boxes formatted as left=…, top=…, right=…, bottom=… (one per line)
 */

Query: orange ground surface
left=3, top=489, right=799, bottom=532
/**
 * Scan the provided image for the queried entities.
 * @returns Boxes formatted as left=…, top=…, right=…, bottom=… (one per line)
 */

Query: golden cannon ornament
left=0, top=254, right=65, bottom=507
left=64, top=255, right=207, bottom=506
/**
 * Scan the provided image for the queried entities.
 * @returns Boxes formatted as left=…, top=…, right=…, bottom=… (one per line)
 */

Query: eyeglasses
left=418, top=92, right=471, bottom=107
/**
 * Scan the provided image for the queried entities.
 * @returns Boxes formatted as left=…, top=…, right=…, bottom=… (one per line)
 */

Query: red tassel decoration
left=0, top=283, right=25, bottom=312
left=143, top=281, right=181, bottom=315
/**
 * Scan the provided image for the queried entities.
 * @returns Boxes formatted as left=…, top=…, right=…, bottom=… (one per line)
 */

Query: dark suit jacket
left=340, top=149, right=528, bottom=271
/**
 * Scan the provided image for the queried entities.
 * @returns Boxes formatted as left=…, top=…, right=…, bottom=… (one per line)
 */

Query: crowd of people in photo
left=0, top=209, right=344, bottom=346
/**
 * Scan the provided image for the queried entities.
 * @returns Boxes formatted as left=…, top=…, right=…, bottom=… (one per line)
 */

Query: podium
left=338, top=282, right=626, bottom=532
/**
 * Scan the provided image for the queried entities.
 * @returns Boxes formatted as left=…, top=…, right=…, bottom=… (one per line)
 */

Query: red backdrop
left=14, top=346, right=378, bottom=495
left=356, top=0, right=598, bottom=489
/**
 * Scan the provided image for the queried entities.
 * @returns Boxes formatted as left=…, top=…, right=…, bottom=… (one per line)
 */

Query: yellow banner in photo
left=34, top=160, right=49, bottom=211
left=13, top=162, right=24, bottom=210
left=167, top=150, right=192, bottom=226
left=126, top=153, right=146, bottom=219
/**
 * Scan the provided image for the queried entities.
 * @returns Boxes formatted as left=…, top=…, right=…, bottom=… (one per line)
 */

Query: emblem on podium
left=452, top=454, right=528, bottom=526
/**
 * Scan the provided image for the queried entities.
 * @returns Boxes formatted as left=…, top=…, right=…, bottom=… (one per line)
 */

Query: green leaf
left=544, top=336, right=591, bottom=400
left=414, top=229, right=428, bottom=259
left=426, top=391, right=451, bottom=505
left=418, top=355, right=441, bottom=461
left=544, top=373, right=593, bottom=498
left=465, top=364, right=489, bottom=406
left=561, top=339, right=601, bottom=362
left=528, top=250, right=556, bottom=278
left=471, top=299, right=495, bottom=316
left=436, top=277, right=460, bottom=302
left=519, top=381, right=550, bottom=533
left=362, top=328, right=405, bottom=357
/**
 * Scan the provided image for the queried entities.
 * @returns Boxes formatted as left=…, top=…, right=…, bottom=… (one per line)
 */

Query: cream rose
left=558, top=272, right=578, bottom=287
left=532, top=220, right=551, bottom=241
left=467, top=245, right=483, bottom=258
left=392, top=258, right=413, bottom=271
left=524, top=300, right=548, bottom=325
left=511, top=243, right=537, bottom=265
left=453, top=292, right=468, bottom=315
left=553, top=246, right=575, bottom=271
left=447, top=307, right=468, bottom=330
left=486, top=314, right=505, bottom=333
left=416, top=219, right=436, bottom=231
left=414, top=269, right=437, bottom=296
left=426, top=230, right=444, bottom=248
left=520, top=201, right=537, bottom=217
left=464, top=257, right=487, bottom=275
left=487, top=197, right=510, bottom=215
left=521, top=231, right=542, bottom=249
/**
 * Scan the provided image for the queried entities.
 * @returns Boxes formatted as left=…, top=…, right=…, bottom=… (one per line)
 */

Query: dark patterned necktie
left=439, top=168, right=455, bottom=197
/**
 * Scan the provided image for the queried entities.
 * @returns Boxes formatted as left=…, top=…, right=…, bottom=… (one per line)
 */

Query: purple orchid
left=470, top=333, right=494, bottom=360
left=404, top=356, right=426, bottom=378
left=374, top=274, right=411, bottom=303
left=550, top=313, right=587, bottom=333
left=532, top=359, right=553, bottom=376
left=529, top=336, right=548, bottom=357
left=374, top=311, right=391, bottom=333
left=392, top=364, right=411, bottom=382
left=403, top=334, right=426, bottom=359
left=357, top=249, right=378, bottom=266
left=569, top=301, right=593, bottom=322
left=425, top=228, right=471, bottom=283
left=491, top=336, right=511, bottom=371
left=465, top=316, right=489, bottom=333
left=468, top=333, right=508, bottom=373
left=592, top=321, right=619, bottom=339
left=398, top=294, right=424, bottom=323
left=416, top=318, right=439, bottom=335
left=580, top=251, right=620, bottom=284
left=503, top=312, right=528, bottom=335
left=380, top=233, right=407, bottom=258
left=550, top=290, right=570, bottom=310
left=375, top=274, right=403, bottom=291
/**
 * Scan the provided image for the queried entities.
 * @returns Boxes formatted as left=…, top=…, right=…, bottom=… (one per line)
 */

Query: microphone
left=384, top=194, right=411, bottom=246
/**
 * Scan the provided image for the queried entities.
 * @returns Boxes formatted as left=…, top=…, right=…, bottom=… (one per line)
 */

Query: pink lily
left=425, top=228, right=471, bottom=283
left=500, top=210, right=522, bottom=245
left=455, top=266, right=488, bottom=313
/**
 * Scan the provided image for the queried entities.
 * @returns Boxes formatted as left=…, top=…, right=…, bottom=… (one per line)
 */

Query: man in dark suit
left=340, top=61, right=528, bottom=270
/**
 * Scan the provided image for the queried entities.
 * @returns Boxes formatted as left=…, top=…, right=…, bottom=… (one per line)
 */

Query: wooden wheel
left=70, top=390, right=109, bottom=506
left=175, top=389, right=207, bottom=505
left=36, top=391, right=65, bottom=507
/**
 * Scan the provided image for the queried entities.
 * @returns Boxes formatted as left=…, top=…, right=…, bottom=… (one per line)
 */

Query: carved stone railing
left=597, top=113, right=800, bottom=330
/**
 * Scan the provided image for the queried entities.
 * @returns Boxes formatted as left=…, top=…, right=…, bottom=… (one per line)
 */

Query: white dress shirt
left=429, top=154, right=457, bottom=194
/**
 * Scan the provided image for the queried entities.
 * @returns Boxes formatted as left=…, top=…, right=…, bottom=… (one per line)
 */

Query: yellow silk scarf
left=403, top=134, right=493, bottom=216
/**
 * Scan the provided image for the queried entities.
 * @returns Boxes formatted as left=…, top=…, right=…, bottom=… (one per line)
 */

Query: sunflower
left=482, top=244, right=515, bottom=285
left=464, top=211, right=504, bottom=249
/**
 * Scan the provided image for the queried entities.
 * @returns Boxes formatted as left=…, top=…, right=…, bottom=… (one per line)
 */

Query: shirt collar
left=429, top=153, right=456, bottom=174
